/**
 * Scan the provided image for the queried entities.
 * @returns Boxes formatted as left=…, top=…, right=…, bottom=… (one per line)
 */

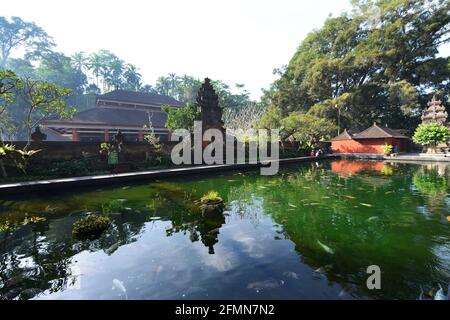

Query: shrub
left=412, top=123, right=450, bottom=148
left=72, top=215, right=111, bottom=239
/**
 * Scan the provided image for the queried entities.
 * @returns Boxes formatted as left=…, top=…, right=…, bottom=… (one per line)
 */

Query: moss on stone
left=72, top=215, right=111, bottom=239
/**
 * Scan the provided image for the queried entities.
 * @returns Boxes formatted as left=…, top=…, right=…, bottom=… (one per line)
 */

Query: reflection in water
left=1, top=160, right=450, bottom=300
left=331, top=160, right=386, bottom=175
left=412, top=163, right=449, bottom=217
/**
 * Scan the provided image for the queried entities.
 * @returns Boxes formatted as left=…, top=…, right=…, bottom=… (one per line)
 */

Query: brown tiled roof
left=41, top=127, right=71, bottom=141
left=331, top=129, right=359, bottom=141
left=353, top=123, right=409, bottom=139
left=44, top=107, right=168, bottom=128
left=97, top=90, right=184, bottom=107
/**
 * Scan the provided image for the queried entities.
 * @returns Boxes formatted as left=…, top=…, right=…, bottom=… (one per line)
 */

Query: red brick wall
left=331, top=138, right=408, bottom=154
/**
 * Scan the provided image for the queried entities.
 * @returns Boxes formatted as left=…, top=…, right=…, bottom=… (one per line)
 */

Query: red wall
left=332, top=138, right=408, bottom=154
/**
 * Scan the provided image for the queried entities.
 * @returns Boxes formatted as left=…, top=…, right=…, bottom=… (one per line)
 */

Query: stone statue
left=31, top=126, right=47, bottom=142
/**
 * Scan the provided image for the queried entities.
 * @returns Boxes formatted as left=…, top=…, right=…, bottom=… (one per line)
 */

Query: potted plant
left=200, top=191, right=224, bottom=215
left=382, top=144, right=393, bottom=156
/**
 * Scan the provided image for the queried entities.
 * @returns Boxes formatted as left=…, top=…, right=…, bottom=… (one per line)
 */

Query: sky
left=2, top=0, right=354, bottom=99
left=2, top=0, right=449, bottom=100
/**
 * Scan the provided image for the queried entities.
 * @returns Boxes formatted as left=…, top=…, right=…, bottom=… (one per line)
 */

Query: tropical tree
left=17, top=77, right=75, bottom=146
left=87, top=52, right=103, bottom=88
left=0, top=69, right=19, bottom=117
left=71, top=51, right=88, bottom=73
left=104, top=56, right=125, bottom=91
left=0, top=69, right=20, bottom=176
left=257, top=105, right=283, bottom=130
left=223, top=102, right=265, bottom=130
left=412, top=123, right=450, bottom=153
left=0, top=16, right=55, bottom=67
left=262, top=0, right=450, bottom=133
left=161, top=103, right=200, bottom=131
left=123, top=64, right=142, bottom=91
left=281, top=113, right=337, bottom=150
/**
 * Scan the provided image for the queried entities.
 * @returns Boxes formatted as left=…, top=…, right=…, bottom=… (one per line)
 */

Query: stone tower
left=421, top=95, right=448, bottom=125
left=196, top=78, right=224, bottom=133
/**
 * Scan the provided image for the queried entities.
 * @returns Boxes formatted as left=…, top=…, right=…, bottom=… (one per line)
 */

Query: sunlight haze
left=2, top=0, right=354, bottom=99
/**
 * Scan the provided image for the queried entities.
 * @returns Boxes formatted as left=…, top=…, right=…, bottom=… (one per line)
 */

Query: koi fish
left=112, top=279, right=128, bottom=300
left=317, top=240, right=335, bottom=255
left=360, top=203, right=372, bottom=207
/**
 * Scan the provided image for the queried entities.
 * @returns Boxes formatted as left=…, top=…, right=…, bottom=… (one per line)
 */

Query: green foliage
left=18, top=77, right=74, bottom=142
left=262, top=0, right=450, bottom=132
left=412, top=123, right=450, bottom=146
left=0, top=69, right=19, bottom=112
left=161, top=103, right=200, bottom=131
left=382, top=144, right=393, bottom=156
left=0, top=143, right=40, bottom=175
left=152, top=74, right=253, bottom=108
left=0, top=16, right=54, bottom=67
left=0, top=143, right=15, bottom=156
left=257, top=105, right=283, bottom=130
left=28, top=159, right=91, bottom=178
left=0, top=214, right=47, bottom=234
left=99, top=142, right=111, bottom=155
left=281, top=113, right=337, bottom=149
left=200, top=191, right=222, bottom=203
left=72, top=215, right=111, bottom=239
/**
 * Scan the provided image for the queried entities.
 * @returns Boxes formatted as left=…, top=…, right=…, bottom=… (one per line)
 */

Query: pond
left=1, top=159, right=450, bottom=300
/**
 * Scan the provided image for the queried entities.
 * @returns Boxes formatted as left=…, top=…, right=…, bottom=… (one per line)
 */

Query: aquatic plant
left=72, top=215, right=111, bottom=239
left=200, top=191, right=224, bottom=215
left=0, top=215, right=47, bottom=234
left=200, top=191, right=222, bottom=204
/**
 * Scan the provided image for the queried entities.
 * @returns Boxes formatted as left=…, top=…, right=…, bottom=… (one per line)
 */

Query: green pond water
left=1, top=159, right=450, bottom=300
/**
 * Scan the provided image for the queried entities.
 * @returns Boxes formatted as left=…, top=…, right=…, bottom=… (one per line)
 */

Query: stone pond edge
left=2, top=153, right=450, bottom=195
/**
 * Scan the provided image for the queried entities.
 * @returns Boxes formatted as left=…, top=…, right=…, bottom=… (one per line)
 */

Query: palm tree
left=107, top=57, right=124, bottom=91
left=87, top=52, right=103, bottom=89
left=167, top=73, right=180, bottom=98
left=70, top=52, right=88, bottom=95
left=70, top=51, right=87, bottom=72
left=124, top=64, right=142, bottom=91
left=155, top=76, right=171, bottom=96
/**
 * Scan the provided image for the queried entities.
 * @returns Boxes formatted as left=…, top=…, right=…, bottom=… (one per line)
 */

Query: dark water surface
left=1, top=160, right=449, bottom=300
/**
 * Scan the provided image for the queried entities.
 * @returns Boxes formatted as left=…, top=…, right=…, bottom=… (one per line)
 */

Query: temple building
left=41, top=90, right=184, bottom=142
left=331, top=123, right=410, bottom=154
left=421, top=95, right=448, bottom=125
